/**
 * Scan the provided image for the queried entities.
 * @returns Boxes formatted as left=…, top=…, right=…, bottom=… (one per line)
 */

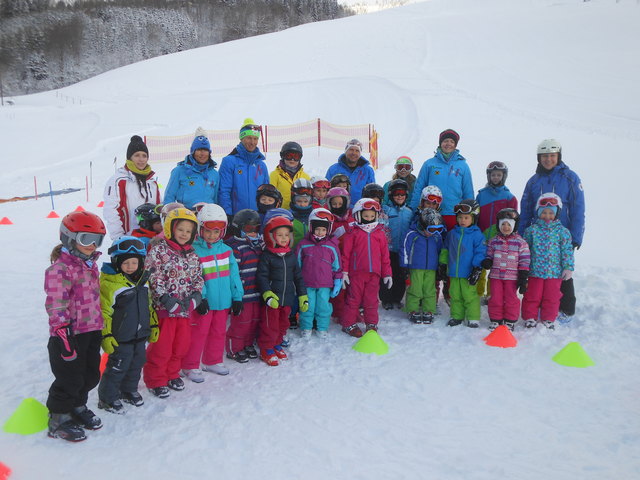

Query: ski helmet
left=388, top=179, right=409, bottom=205
left=280, top=141, right=303, bottom=160
left=537, top=138, right=562, bottom=164
left=197, top=203, right=227, bottom=238
left=163, top=207, right=198, bottom=243
left=362, top=183, right=385, bottom=202
left=418, top=208, right=444, bottom=235
left=158, top=202, right=184, bottom=225
left=231, top=209, right=261, bottom=236
left=536, top=192, right=562, bottom=219
left=308, top=208, right=334, bottom=236
left=394, top=156, right=413, bottom=172
left=486, top=161, right=508, bottom=187
left=263, top=215, right=293, bottom=251
left=134, top=203, right=161, bottom=231
left=453, top=199, right=480, bottom=225
left=496, top=208, right=520, bottom=233
left=256, top=184, right=283, bottom=213
left=291, top=178, right=313, bottom=212
left=326, top=187, right=351, bottom=217
left=108, top=236, right=146, bottom=277
left=420, top=185, right=443, bottom=210
left=330, top=173, right=351, bottom=190
left=352, top=198, right=381, bottom=224
left=60, top=211, right=106, bottom=259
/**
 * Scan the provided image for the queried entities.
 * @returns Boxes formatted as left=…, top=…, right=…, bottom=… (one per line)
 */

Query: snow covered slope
left=0, top=0, right=639, bottom=478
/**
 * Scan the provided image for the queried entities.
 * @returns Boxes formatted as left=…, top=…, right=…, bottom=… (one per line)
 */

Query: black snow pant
left=379, top=252, right=407, bottom=305
left=559, top=278, right=576, bottom=316
left=47, top=330, right=101, bottom=414
left=98, top=339, right=147, bottom=404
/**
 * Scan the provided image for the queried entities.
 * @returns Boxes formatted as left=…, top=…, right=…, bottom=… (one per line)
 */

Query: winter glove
left=53, top=324, right=77, bottom=362
left=299, top=295, right=309, bottom=313
left=190, top=291, right=203, bottom=310
left=149, top=325, right=160, bottom=343
left=517, top=270, right=529, bottom=295
left=481, top=258, right=493, bottom=270
left=342, top=272, right=350, bottom=288
left=331, top=278, right=342, bottom=298
left=263, top=291, right=280, bottom=309
left=572, top=242, right=580, bottom=250
left=437, top=264, right=448, bottom=282
left=561, top=269, right=573, bottom=281
left=195, top=298, right=209, bottom=315
left=101, top=334, right=119, bottom=355
left=231, top=300, right=244, bottom=316
left=467, top=267, right=482, bottom=286
left=383, top=276, right=393, bottom=289
left=159, top=294, right=181, bottom=314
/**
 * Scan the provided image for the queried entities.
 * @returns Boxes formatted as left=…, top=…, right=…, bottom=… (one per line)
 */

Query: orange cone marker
left=0, top=461, right=12, bottom=480
left=0, top=217, right=13, bottom=225
left=483, top=324, right=517, bottom=348
left=46, top=211, right=60, bottom=218
left=73, top=205, right=85, bottom=212
left=96, top=201, right=104, bottom=207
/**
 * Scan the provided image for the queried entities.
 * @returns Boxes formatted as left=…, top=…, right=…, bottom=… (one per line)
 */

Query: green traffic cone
left=352, top=329, right=389, bottom=355
left=2, top=397, right=49, bottom=435
left=552, top=342, right=595, bottom=368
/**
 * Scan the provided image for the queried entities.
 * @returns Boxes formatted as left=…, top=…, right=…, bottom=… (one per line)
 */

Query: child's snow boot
left=466, top=320, right=479, bottom=328
left=541, top=320, right=555, bottom=330
left=409, top=312, right=422, bottom=324
left=203, top=363, right=230, bottom=375
left=48, top=413, right=86, bottom=442
left=342, top=324, right=363, bottom=338
left=148, top=386, right=170, bottom=398
left=71, top=405, right=102, bottom=430
left=504, top=320, right=516, bottom=331
left=447, top=318, right=463, bottom=327
left=365, top=323, right=378, bottom=332
left=261, top=349, right=279, bottom=366
left=422, top=312, right=434, bottom=324
left=524, top=319, right=537, bottom=328
left=98, top=398, right=125, bottom=415
left=227, top=350, right=250, bottom=363
left=121, top=391, right=144, bottom=407
left=167, top=377, right=185, bottom=391
left=181, top=368, right=205, bottom=383
left=274, top=345, right=288, bottom=360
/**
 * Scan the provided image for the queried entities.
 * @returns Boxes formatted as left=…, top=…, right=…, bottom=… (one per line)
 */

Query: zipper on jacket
left=281, top=254, right=287, bottom=304
left=367, top=231, right=373, bottom=272
left=455, top=228, right=464, bottom=277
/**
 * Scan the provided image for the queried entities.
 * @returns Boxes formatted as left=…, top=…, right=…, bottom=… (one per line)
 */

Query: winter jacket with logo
left=163, top=155, right=220, bottom=210
left=341, top=223, right=392, bottom=277
left=325, top=155, right=376, bottom=205
left=485, top=233, right=530, bottom=281
left=256, top=249, right=307, bottom=308
left=400, top=229, right=443, bottom=271
left=410, top=149, right=474, bottom=215
left=269, top=166, right=311, bottom=210
left=519, top=162, right=585, bottom=246
left=523, top=219, right=574, bottom=279
left=225, top=236, right=263, bottom=303
left=295, top=232, right=342, bottom=289
left=475, top=185, right=518, bottom=233
left=440, top=225, right=486, bottom=278
left=218, top=143, right=270, bottom=215
left=192, top=237, right=243, bottom=310
left=45, top=249, right=104, bottom=336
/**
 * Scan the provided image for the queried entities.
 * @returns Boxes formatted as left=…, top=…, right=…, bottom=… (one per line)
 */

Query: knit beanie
left=439, top=129, right=460, bottom=147
left=239, top=118, right=261, bottom=139
left=126, top=135, right=149, bottom=159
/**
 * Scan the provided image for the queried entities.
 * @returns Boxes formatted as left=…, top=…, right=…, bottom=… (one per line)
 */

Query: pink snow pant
left=521, top=277, right=563, bottom=322
left=342, top=272, right=380, bottom=328
left=226, top=301, right=261, bottom=354
left=144, top=316, right=191, bottom=389
left=488, top=278, right=520, bottom=321
left=182, top=309, right=229, bottom=369
left=257, top=305, right=291, bottom=352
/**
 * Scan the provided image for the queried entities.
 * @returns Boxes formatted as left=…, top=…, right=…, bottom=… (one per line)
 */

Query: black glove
left=195, top=298, right=210, bottom=315
left=481, top=258, right=493, bottom=270
left=437, top=264, right=448, bottom=282
left=517, top=270, right=529, bottom=294
left=54, top=324, right=77, bottom=361
left=572, top=242, right=580, bottom=250
left=467, top=267, right=482, bottom=286
left=231, top=300, right=244, bottom=316
left=160, top=294, right=181, bottom=314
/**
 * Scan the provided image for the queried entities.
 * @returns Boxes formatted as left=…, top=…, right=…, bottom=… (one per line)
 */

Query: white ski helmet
left=352, top=197, right=381, bottom=224
left=308, top=208, right=334, bottom=235
left=421, top=185, right=443, bottom=209
left=536, top=192, right=563, bottom=218
left=537, top=139, right=562, bottom=155
left=197, top=203, right=228, bottom=237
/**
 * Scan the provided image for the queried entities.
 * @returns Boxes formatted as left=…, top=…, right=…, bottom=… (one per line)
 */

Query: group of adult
left=102, top=123, right=585, bottom=320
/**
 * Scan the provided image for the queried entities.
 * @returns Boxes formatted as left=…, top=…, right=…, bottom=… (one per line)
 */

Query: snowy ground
left=1, top=0, right=639, bottom=478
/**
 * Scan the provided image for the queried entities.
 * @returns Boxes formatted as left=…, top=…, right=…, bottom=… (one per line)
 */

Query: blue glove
left=331, top=278, right=342, bottom=298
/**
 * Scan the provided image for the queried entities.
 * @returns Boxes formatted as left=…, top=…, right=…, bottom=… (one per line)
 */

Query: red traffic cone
left=0, top=217, right=13, bottom=225
left=74, top=205, right=85, bottom=212
left=46, top=211, right=60, bottom=219
left=96, top=201, right=104, bottom=207
left=483, top=324, right=517, bottom=348
left=0, top=461, right=12, bottom=480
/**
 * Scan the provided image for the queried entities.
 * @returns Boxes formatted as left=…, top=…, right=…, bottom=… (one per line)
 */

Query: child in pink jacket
left=340, top=198, right=392, bottom=337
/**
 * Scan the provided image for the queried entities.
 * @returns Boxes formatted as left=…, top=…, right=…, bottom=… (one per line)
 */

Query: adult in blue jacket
left=325, top=139, right=376, bottom=206
left=519, top=139, right=585, bottom=322
left=218, top=119, right=270, bottom=216
left=410, top=129, right=474, bottom=230
left=164, top=129, right=219, bottom=210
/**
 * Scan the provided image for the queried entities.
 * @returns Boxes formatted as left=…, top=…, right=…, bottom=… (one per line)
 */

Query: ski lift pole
left=86, top=176, right=89, bottom=203
left=49, top=181, right=55, bottom=211
left=34, top=176, right=38, bottom=200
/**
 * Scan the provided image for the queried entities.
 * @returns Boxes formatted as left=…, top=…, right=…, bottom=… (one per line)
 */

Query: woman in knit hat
left=164, top=127, right=220, bottom=211
left=103, top=135, right=161, bottom=240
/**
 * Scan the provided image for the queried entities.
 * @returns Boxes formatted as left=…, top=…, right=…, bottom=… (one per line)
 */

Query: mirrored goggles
left=108, top=238, right=145, bottom=255
left=241, top=224, right=260, bottom=233
left=313, top=181, right=331, bottom=190
left=425, top=194, right=442, bottom=204
left=453, top=203, right=474, bottom=214
left=282, top=151, right=302, bottom=161
left=392, top=190, right=407, bottom=197
left=395, top=164, right=412, bottom=172
left=76, top=232, right=105, bottom=247
left=202, top=221, right=226, bottom=231
left=426, top=225, right=445, bottom=234
left=294, top=188, right=314, bottom=197
left=538, top=197, right=559, bottom=207
left=360, top=199, right=381, bottom=212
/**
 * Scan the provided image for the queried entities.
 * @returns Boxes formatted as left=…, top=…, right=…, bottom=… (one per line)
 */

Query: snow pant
left=476, top=269, right=491, bottom=298
left=182, top=309, right=229, bottom=369
left=342, top=272, right=380, bottom=328
left=330, top=289, right=346, bottom=322
left=487, top=278, right=520, bottom=321
left=226, top=301, right=261, bottom=354
left=405, top=269, right=437, bottom=314
left=257, top=305, right=291, bottom=352
left=98, top=339, right=147, bottom=404
left=449, top=277, right=481, bottom=321
left=47, top=330, right=101, bottom=414
left=379, top=252, right=407, bottom=305
left=521, top=277, right=563, bottom=322
left=300, top=287, right=332, bottom=332
left=143, top=316, right=191, bottom=389
left=559, top=278, right=576, bottom=316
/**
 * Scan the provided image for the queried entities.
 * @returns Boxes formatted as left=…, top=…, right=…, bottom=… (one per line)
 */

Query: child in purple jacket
left=295, top=208, right=343, bottom=339
left=45, top=211, right=107, bottom=442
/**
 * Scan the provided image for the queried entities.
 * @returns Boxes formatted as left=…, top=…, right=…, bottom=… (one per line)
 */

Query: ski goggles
left=487, top=161, right=507, bottom=171
left=76, top=232, right=105, bottom=248
left=395, top=164, right=412, bottom=172
left=313, top=180, right=331, bottom=190
left=239, top=124, right=261, bottom=139
left=202, top=221, right=226, bottom=231
left=240, top=224, right=260, bottom=234
left=426, top=225, right=445, bottom=234
left=538, top=196, right=559, bottom=207
left=454, top=203, right=475, bottom=214
left=391, top=190, right=407, bottom=197
left=293, top=188, right=314, bottom=197
left=312, top=210, right=334, bottom=222
left=360, top=199, right=381, bottom=212
left=108, top=238, right=145, bottom=255
left=282, top=151, right=302, bottom=161
left=422, top=194, right=442, bottom=204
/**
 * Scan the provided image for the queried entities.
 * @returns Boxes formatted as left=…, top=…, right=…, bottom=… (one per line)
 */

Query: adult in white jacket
left=103, top=135, right=161, bottom=240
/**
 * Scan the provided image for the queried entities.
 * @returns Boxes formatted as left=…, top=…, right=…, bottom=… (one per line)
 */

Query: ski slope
left=0, top=0, right=639, bottom=478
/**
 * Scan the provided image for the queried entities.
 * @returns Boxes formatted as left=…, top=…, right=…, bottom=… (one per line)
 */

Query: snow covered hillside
left=0, top=0, right=639, bottom=479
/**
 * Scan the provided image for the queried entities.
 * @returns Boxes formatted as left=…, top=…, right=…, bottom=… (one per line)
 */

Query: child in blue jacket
left=400, top=208, right=444, bottom=324
left=181, top=204, right=243, bottom=382
left=439, top=199, right=486, bottom=328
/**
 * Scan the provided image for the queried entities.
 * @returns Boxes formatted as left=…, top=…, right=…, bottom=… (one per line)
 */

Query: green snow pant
left=405, top=269, right=437, bottom=314
left=449, top=277, right=481, bottom=321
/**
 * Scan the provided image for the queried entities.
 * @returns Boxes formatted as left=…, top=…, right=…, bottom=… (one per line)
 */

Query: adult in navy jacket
left=164, top=128, right=219, bottom=210
left=519, top=139, right=585, bottom=320
left=410, top=129, right=474, bottom=230
left=325, top=139, right=376, bottom=206
left=218, top=119, right=270, bottom=216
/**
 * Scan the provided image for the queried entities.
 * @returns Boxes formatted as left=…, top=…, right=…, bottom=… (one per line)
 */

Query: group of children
left=43, top=157, right=574, bottom=442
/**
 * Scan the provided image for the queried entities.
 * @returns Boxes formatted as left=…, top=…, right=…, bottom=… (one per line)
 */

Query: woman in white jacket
left=103, top=135, right=161, bottom=240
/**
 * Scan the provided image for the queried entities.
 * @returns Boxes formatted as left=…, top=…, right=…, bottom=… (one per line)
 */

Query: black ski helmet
left=362, top=183, right=385, bottom=202
left=495, top=208, right=520, bottom=233
left=280, top=141, right=303, bottom=159
left=134, top=203, right=161, bottom=231
left=387, top=179, right=409, bottom=205
left=486, top=161, right=508, bottom=187
left=453, top=199, right=480, bottom=225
